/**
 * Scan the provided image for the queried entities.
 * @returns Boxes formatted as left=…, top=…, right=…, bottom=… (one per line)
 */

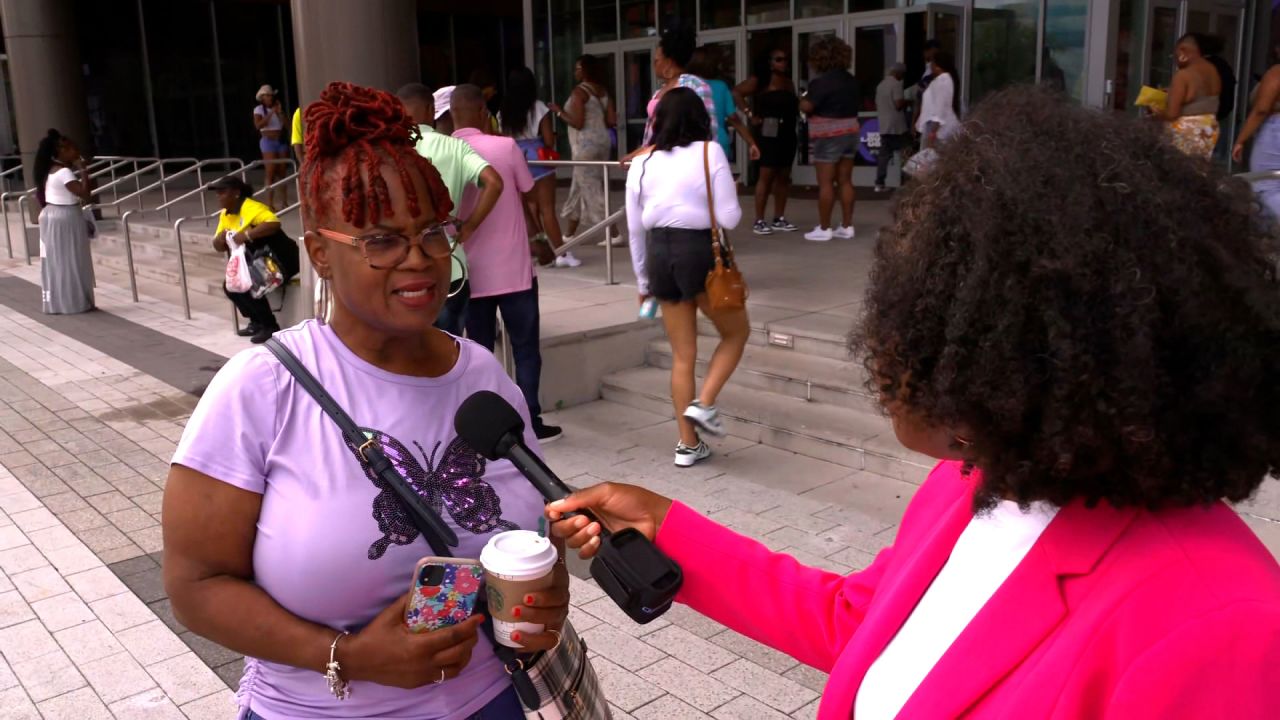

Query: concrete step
left=645, top=336, right=877, bottom=413
left=601, top=365, right=932, bottom=483
left=698, top=308, right=858, bottom=362
left=91, top=243, right=227, bottom=299
left=94, top=224, right=228, bottom=273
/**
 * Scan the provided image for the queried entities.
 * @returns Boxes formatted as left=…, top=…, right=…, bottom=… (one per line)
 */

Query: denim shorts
left=812, top=133, right=860, bottom=164
left=259, top=136, right=290, bottom=154
left=646, top=227, right=715, bottom=303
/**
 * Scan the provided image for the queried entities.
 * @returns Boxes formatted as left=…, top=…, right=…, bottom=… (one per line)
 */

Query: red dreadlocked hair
left=301, top=81, right=453, bottom=228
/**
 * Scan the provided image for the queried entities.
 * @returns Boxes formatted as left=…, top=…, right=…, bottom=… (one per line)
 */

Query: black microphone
left=455, top=391, right=683, bottom=623
left=454, top=391, right=581, bottom=507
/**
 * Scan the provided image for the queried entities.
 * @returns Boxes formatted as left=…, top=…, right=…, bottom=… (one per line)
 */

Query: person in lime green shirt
left=397, top=83, right=504, bottom=336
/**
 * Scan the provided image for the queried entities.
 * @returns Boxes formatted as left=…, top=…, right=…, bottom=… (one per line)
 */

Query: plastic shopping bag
left=904, top=147, right=939, bottom=178
left=224, top=237, right=253, bottom=294
left=249, top=247, right=284, bottom=299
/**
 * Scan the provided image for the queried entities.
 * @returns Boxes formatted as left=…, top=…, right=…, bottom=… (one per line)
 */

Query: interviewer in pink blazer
left=549, top=87, right=1280, bottom=719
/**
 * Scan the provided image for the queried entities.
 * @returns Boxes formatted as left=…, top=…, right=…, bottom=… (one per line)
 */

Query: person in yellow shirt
left=209, top=177, right=297, bottom=343
left=291, top=107, right=304, bottom=165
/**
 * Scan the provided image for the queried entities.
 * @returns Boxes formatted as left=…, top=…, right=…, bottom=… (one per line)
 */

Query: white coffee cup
left=479, top=530, right=559, bottom=648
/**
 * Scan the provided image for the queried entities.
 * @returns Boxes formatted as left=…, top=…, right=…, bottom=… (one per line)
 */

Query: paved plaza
left=0, top=197, right=1276, bottom=719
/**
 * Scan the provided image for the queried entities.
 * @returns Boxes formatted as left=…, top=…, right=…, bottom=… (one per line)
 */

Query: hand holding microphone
left=545, top=484, right=673, bottom=560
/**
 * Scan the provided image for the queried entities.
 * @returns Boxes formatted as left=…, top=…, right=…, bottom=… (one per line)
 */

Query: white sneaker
left=597, top=236, right=626, bottom=247
left=683, top=401, right=726, bottom=437
left=804, top=226, right=833, bottom=242
left=554, top=252, right=582, bottom=268
left=833, top=226, right=856, bottom=239
left=674, top=440, right=712, bottom=467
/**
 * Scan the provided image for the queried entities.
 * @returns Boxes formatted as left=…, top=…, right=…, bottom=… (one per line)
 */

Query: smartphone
left=404, top=557, right=484, bottom=634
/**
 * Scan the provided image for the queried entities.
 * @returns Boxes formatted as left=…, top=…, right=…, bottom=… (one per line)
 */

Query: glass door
left=848, top=12, right=906, bottom=186
left=793, top=20, right=843, bottom=185
left=616, top=42, right=656, bottom=157
left=699, top=28, right=747, bottom=174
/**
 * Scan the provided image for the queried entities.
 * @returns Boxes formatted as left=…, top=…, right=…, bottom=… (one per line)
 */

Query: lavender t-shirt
left=172, top=320, right=546, bottom=720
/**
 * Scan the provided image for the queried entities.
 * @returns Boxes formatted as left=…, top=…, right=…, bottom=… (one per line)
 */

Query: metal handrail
left=1235, top=169, right=1280, bottom=183
left=1, top=188, right=34, bottom=262
left=86, top=157, right=201, bottom=217
left=114, top=158, right=246, bottom=302
left=174, top=185, right=302, bottom=322
left=528, top=158, right=624, bottom=285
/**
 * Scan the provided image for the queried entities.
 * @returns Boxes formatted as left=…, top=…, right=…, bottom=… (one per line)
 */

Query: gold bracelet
left=325, top=631, right=351, bottom=700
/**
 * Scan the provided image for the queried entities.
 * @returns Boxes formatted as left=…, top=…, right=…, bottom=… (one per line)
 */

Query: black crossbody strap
left=263, top=338, right=459, bottom=553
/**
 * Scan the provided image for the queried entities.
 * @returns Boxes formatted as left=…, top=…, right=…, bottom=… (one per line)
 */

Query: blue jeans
left=465, top=280, right=543, bottom=421
left=1250, top=115, right=1280, bottom=221
left=436, top=278, right=471, bottom=336
left=243, top=686, right=523, bottom=720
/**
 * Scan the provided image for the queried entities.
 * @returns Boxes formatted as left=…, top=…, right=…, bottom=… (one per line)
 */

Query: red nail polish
left=512, top=606, right=522, bottom=618
left=524, top=595, right=535, bottom=606
left=511, top=632, right=522, bottom=643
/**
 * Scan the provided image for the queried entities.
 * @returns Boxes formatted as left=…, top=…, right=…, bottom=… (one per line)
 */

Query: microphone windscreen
left=455, top=390, right=526, bottom=460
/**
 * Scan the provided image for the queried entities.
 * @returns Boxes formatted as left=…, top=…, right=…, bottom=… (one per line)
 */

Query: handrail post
left=2, top=193, right=12, bottom=260
left=121, top=210, right=140, bottom=302
left=602, top=165, right=614, bottom=285
left=134, top=159, right=144, bottom=210
left=18, top=195, right=31, bottom=265
left=110, top=162, right=119, bottom=203
left=194, top=164, right=206, bottom=219
left=158, top=163, right=169, bottom=217
left=174, top=219, right=192, bottom=320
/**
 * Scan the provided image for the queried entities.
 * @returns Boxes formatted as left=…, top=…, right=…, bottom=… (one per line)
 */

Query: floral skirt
left=1169, top=115, right=1219, bottom=160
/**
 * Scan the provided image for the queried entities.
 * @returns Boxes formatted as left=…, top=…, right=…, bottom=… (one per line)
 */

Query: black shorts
left=646, top=227, right=715, bottom=303
left=757, top=132, right=797, bottom=169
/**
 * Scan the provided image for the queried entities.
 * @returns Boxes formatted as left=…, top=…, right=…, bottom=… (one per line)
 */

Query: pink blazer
left=655, top=461, right=1280, bottom=718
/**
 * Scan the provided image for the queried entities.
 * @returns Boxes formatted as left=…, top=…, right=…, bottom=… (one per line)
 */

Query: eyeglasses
left=316, top=222, right=458, bottom=269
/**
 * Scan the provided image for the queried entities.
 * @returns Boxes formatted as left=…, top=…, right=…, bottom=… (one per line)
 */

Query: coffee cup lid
left=480, top=530, right=558, bottom=577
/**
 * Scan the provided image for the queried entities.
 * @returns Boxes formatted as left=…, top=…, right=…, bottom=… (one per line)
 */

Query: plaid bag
left=520, top=621, right=609, bottom=720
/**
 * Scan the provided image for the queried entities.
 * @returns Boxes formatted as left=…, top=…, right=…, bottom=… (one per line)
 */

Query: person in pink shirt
left=451, top=84, right=561, bottom=443
left=549, top=87, right=1280, bottom=719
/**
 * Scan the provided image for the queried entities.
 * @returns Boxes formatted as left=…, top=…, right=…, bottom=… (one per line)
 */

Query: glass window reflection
left=970, top=0, right=1039, bottom=102
left=584, top=0, right=617, bottom=43
left=746, top=0, right=789, bottom=26
left=1042, top=0, right=1087, bottom=102
left=699, top=0, right=741, bottom=30
left=621, top=0, right=657, bottom=39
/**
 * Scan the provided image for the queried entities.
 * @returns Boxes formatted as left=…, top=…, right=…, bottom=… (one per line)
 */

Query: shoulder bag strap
left=262, top=339, right=545, bottom=707
left=702, top=142, right=731, bottom=268
left=262, top=338, right=459, bottom=554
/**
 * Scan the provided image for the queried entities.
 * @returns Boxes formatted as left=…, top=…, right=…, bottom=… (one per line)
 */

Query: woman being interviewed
left=556, top=87, right=1280, bottom=718
left=626, top=88, right=748, bottom=468
left=163, top=82, right=569, bottom=720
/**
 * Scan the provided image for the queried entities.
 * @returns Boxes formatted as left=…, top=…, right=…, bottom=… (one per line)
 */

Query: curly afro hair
left=808, top=35, right=852, bottom=74
left=852, top=86, right=1280, bottom=511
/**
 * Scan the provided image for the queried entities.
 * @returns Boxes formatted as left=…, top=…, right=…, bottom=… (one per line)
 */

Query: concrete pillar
left=290, top=0, right=420, bottom=108
left=290, top=0, right=419, bottom=321
left=0, top=0, right=91, bottom=192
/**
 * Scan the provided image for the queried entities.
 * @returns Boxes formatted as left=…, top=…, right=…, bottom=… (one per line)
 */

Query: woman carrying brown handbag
left=625, top=87, right=749, bottom=468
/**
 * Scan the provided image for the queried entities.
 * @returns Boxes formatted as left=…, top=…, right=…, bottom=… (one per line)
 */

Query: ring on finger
left=434, top=668, right=446, bottom=685
left=547, top=629, right=562, bottom=651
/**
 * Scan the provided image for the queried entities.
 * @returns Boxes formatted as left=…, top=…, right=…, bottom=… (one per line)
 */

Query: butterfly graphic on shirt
left=342, top=429, right=518, bottom=560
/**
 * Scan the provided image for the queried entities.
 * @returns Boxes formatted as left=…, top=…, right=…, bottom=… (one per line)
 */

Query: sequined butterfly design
left=342, top=429, right=518, bottom=560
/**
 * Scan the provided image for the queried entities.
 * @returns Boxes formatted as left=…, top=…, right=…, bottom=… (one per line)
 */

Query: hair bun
left=303, top=82, right=415, bottom=161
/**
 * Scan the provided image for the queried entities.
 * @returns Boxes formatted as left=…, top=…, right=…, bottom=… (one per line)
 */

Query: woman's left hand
left=748, top=144, right=762, bottom=161
left=1233, top=143, right=1246, bottom=163
left=548, top=102, right=563, bottom=115
left=507, top=555, right=570, bottom=652
left=232, top=230, right=251, bottom=247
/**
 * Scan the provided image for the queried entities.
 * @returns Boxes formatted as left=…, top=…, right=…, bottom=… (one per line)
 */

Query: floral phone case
left=404, top=557, right=484, bottom=634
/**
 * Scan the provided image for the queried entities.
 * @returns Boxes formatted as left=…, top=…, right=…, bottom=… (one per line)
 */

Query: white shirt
left=854, top=500, right=1059, bottom=720
left=625, top=142, right=742, bottom=295
left=502, top=101, right=550, bottom=141
left=915, top=72, right=960, bottom=137
left=44, top=167, right=80, bottom=206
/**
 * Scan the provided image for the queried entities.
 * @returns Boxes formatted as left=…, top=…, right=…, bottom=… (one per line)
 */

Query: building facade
left=530, top=0, right=1263, bottom=180
left=0, top=0, right=1270, bottom=184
